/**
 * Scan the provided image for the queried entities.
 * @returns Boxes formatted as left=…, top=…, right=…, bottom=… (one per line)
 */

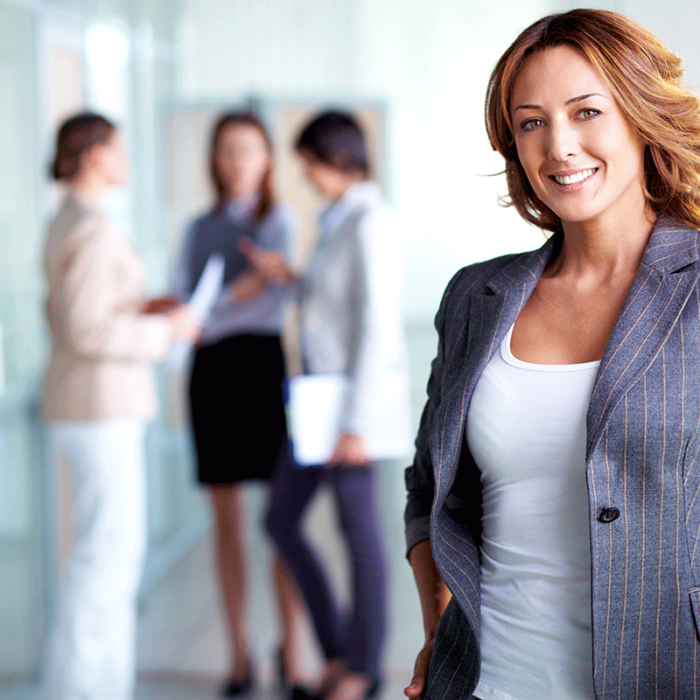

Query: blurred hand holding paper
left=167, top=253, right=225, bottom=370
left=288, top=372, right=412, bottom=466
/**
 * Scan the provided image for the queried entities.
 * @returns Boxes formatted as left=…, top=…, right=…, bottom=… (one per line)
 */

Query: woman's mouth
left=551, top=168, right=597, bottom=185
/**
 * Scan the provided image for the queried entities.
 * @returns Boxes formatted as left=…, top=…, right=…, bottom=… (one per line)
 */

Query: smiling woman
left=509, top=45, right=648, bottom=235
left=404, top=8, right=700, bottom=700
left=486, top=8, right=700, bottom=233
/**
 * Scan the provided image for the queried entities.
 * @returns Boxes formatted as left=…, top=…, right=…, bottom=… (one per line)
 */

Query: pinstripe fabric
left=405, top=217, right=700, bottom=699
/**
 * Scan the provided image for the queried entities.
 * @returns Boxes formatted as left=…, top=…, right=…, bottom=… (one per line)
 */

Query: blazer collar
left=484, top=231, right=560, bottom=297
left=480, top=216, right=700, bottom=461
left=587, top=216, right=700, bottom=458
left=319, top=181, right=380, bottom=242
left=432, top=216, right=700, bottom=500
left=431, top=234, right=559, bottom=500
left=637, top=214, right=700, bottom=273
left=483, top=214, right=700, bottom=295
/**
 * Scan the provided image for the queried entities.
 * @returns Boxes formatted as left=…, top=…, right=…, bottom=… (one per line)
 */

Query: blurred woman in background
left=41, top=112, right=200, bottom=700
left=244, top=110, right=411, bottom=700
left=172, top=111, right=304, bottom=696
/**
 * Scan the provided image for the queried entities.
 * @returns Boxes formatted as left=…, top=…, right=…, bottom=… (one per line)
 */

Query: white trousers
left=41, top=419, right=147, bottom=700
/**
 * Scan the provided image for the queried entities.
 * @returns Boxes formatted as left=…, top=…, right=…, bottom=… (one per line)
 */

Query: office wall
left=175, top=0, right=554, bottom=324
left=177, top=0, right=700, bottom=324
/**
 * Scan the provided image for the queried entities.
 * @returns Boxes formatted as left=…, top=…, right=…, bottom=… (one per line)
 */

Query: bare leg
left=209, top=484, right=250, bottom=679
left=273, top=554, right=306, bottom=684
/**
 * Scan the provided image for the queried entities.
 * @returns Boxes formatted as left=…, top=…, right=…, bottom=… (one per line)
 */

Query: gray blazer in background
left=405, top=216, right=700, bottom=699
left=300, top=181, right=411, bottom=452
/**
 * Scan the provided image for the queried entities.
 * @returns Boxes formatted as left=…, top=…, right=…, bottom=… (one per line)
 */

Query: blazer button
left=598, top=508, right=620, bottom=524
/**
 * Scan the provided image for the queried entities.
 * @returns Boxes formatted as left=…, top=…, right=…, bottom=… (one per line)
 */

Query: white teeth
left=553, top=168, right=595, bottom=185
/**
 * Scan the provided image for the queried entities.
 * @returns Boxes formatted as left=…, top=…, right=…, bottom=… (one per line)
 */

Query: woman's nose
left=547, top=120, right=579, bottom=162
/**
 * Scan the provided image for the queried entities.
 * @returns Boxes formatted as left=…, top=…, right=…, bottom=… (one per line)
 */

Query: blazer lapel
left=432, top=235, right=558, bottom=501
left=586, top=217, right=700, bottom=459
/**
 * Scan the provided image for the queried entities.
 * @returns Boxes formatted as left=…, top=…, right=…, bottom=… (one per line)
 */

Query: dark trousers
left=265, top=449, right=387, bottom=676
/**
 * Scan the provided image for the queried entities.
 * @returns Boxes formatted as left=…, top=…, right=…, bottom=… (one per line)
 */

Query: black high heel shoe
left=290, top=687, right=321, bottom=700
left=278, top=645, right=314, bottom=700
left=221, top=661, right=254, bottom=697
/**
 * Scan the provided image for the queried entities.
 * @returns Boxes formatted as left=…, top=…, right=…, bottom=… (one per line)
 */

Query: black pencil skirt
left=188, top=334, right=287, bottom=485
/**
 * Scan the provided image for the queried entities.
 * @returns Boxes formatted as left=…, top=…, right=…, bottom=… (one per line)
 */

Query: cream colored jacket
left=42, top=192, right=172, bottom=422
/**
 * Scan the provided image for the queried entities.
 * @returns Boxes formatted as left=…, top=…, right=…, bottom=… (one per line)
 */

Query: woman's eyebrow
left=565, top=92, right=606, bottom=105
left=513, top=93, right=608, bottom=112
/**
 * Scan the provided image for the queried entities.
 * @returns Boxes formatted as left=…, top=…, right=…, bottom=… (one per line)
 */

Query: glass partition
left=0, top=1, right=205, bottom=696
left=0, top=3, right=47, bottom=693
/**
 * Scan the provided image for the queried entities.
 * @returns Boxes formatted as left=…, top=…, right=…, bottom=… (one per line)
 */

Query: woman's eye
left=578, top=108, right=601, bottom=120
left=521, top=118, right=544, bottom=132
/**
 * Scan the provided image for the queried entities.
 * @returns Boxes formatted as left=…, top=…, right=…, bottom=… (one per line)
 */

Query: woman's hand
left=404, top=539, right=451, bottom=698
left=238, top=237, right=297, bottom=285
left=404, top=636, right=435, bottom=698
left=166, top=304, right=201, bottom=343
left=328, top=432, right=370, bottom=466
left=142, top=295, right=180, bottom=314
left=229, top=269, right=269, bottom=303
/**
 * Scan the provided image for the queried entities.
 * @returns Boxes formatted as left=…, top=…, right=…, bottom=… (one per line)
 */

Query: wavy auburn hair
left=209, top=111, right=275, bottom=221
left=485, top=9, right=700, bottom=232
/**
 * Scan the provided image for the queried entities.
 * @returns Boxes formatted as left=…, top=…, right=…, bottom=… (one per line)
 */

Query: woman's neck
left=329, top=176, right=364, bottom=204
left=70, top=172, right=108, bottom=207
left=226, top=187, right=258, bottom=204
left=550, top=205, right=656, bottom=282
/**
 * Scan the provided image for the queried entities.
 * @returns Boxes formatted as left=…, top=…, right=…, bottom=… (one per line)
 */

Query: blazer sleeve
left=340, top=205, right=406, bottom=437
left=59, top=221, right=172, bottom=361
left=404, top=270, right=461, bottom=556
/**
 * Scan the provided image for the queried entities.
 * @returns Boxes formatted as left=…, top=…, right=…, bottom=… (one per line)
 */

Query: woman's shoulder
left=49, top=193, right=112, bottom=248
left=445, top=251, right=527, bottom=296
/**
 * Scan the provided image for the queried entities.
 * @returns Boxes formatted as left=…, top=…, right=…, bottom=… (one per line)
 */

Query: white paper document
left=288, top=372, right=413, bottom=466
left=167, top=253, right=225, bottom=370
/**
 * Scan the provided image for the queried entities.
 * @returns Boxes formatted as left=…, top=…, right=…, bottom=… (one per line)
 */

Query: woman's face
left=299, top=149, right=355, bottom=201
left=215, top=124, right=270, bottom=201
left=510, top=45, right=647, bottom=230
left=89, top=132, right=129, bottom=186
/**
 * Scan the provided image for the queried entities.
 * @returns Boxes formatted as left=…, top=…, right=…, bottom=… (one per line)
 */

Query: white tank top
left=467, top=324, right=598, bottom=700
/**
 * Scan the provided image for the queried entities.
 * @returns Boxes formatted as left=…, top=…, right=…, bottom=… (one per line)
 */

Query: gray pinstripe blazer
left=405, top=216, right=700, bottom=699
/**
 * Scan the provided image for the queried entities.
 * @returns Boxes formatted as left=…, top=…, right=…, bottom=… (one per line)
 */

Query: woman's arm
left=60, top=223, right=193, bottom=360
left=403, top=268, right=465, bottom=695
left=238, top=237, right=298, bottom=286
left=405, top=539, right=452, bottom=699
left=339, top=205, right=403, bottom=442
left=231, top=209, right=299, bottom=302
